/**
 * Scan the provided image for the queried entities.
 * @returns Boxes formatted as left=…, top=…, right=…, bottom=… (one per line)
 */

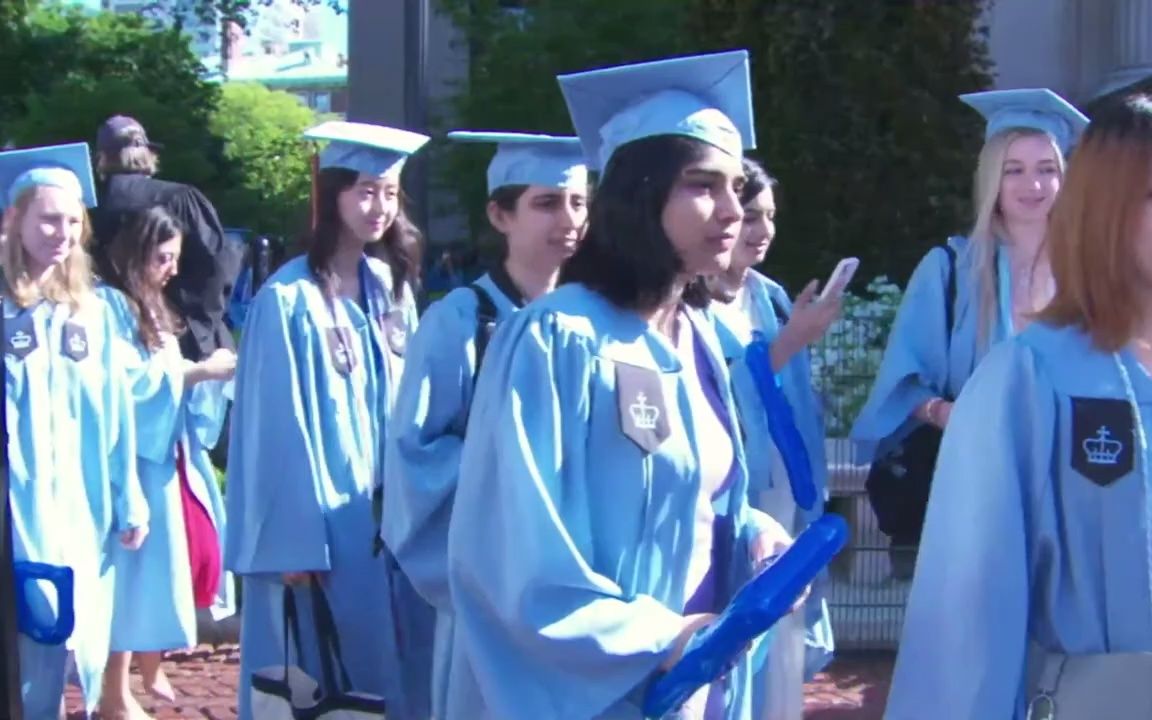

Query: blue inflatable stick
left=745, top=333, right=817, bottom=510
left=13, top=561, right=75, bottom=646
left=642, top=513, right=849, bottom=718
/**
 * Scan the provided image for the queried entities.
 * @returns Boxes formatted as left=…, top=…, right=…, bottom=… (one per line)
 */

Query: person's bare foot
left=138, top=653, right=176, bottom=703
left=144, top=671, right=176, bottom=704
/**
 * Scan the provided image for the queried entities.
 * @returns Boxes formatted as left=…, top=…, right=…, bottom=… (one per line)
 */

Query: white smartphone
left=818, top=257, right=860, bottom=301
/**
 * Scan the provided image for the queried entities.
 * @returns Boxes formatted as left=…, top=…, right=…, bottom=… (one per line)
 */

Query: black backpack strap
left=470, top=283, right=499, bottom=385
left=942, top=243, right=958, bottom=338
left=941, top=243, right=958, bottom=400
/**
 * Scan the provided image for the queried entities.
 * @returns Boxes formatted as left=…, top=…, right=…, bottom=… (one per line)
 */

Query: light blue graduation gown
left=445, top=283, right=779, bottom=720
left=6, top=294, right=148, bottom=717
left=224, top=256, right=432, bottom=720
left=382, top=271, right=519, bottom=719
left=96, top=286, right=233, bottom=653
left=851, top=237, right=1017, bottom=458
left=884, top=322, right=1152, bottom=718
left=711, top=272, right=835, bottom=700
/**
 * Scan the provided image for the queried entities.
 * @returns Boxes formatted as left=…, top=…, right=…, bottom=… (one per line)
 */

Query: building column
left=347, top=0, right=470, bottom=250
left=1102, top=0, right=1152, bottom=92
left=347, top=0, right=430, bottom=229
left=347, top=0, right=408, bottom=126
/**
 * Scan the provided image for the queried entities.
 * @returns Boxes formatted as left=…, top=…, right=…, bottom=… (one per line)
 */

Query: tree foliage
left=147, top=0, right=344, bottom=31
left=208, top=82, right=318, bottom=238
left=432, top=0, right=711, bottom=255
left=1, top=4, right=321, bottom=238
left=435, top=0, right=994, bottom=289
left=1, top=5, right=221, bottom=187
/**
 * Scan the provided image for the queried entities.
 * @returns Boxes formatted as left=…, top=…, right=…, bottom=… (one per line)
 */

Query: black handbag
left=249, top=578, right=388, bottom=719
left=865, top=244, right=957, bottom=546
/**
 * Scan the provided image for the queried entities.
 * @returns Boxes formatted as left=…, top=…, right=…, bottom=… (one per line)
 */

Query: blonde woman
left=886, top=91, right=1152, bottom=720
left=851, top=89, right=1088, bottom=576
left=0, top=142, right=148, bottom=717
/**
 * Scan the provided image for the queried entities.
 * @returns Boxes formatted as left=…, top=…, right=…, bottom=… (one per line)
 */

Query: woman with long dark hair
left=382, top=130, right=588, bottom=718
left=96, top=205, right=235, bottom=719
left=443, top=52, right=792, bottom=720
left=708, top=157, right=839, bottom=719
left=885, top=93, right=1152, bottom=718
left=224, top=122, right=432, bottom=720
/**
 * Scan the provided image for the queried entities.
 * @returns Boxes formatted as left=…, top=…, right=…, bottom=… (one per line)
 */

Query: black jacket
left=92, top=173, right=242, bottom=360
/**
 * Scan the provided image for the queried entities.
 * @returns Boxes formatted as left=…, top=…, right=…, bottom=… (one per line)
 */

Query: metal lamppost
left=0, top=301, right=24, bottom=719
left=403, top=0, right=431, bottom=235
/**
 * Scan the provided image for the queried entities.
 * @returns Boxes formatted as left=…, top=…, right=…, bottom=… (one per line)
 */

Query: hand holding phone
left=818, top=257, right=860, bottom=302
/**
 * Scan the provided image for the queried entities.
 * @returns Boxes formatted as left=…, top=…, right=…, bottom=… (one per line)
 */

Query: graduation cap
left=302, top=121, right=431, bottom=178
left=557, top=50, right=757, bottom=171
left=446, top=131, right=589, bottom=195
left=0, top=142, right=96, bottom=211
left=959, top=88, right=1089, bottom=154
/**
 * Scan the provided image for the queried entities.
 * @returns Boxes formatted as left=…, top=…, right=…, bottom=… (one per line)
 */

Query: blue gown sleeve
left=185, top=378, right=229, bottom=451
left=382, top=296, right=473, bottom=611
left=447, top=312, right=686, bottom=720
left=223, top=286, right=331, bottom=575
left=883, top=340, right=1051, bottom=719
left=97, top=299, right=149, bottom=533
left=404, top=283, right=420, bottom=334
left=850, top=247, right=954, bottom=455
left=97, top=287, right=183, bottom=465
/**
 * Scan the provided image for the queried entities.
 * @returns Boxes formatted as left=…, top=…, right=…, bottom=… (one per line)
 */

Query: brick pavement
left=63, top=647, right=893, bottom=719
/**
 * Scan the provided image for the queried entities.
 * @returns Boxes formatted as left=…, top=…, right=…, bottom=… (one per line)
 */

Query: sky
left=67, top=0, right=349, bottom=53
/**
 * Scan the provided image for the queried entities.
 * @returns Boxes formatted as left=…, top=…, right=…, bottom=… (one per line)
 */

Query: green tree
left=436, top=0, right=994, bottom=289
left=8, top=76, right=220, bottom=190
left=692, top=0, right=993, bottom=288
left=153, top=0, right=345, bottom=29
left=433, top=0, right=722, bottom=254
left=2, top=5, right=223, bottom=191
left=208, top=82, right=318, bottom=237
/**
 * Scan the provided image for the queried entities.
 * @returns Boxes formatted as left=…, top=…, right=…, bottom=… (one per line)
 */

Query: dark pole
left=0, top=299, right=24, bottom=719
left=249, top=235, right=273, bottom=291
left=403, top=0, right=431, bottom=236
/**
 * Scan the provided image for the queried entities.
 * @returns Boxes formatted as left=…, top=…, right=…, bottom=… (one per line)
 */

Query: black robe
left=92, top=173, right=242, bottom=361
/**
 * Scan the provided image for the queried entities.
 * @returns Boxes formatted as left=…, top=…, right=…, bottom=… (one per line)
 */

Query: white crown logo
left=1084, top=426, right=1123, bottom=465
left=629, top=392, right=659, bottom=431
left=68, top=333, right=86, bottom=356
left=10, top=331, right=31, bottom=350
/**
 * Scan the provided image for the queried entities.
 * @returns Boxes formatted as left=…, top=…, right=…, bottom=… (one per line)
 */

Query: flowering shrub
left=811, top=277, right=904, bottom=437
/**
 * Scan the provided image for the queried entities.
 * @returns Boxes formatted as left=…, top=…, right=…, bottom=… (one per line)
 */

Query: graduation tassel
left=310, top=151, right=320, bottom=232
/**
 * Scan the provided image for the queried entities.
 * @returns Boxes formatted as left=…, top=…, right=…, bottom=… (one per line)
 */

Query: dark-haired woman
left=224, top=122, right=431, bottom=720
left=443, top=52, right=792, bottom=720
left=381, top=131, right=588, bottom=718
left=708, top=158, right=839, bottom=720
left=95, top=206, right=235, bottom=720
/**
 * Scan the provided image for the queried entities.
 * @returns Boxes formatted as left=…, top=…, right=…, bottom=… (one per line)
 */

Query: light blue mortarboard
left=557, top=50, right=757, bottom=171
left=959, top=88, right=1089, bottom=154
left=446, top=131, right=589, bottom=194
left=0, top=142, right=96, bottom=211
left=302, top=121, right=431, bottom=178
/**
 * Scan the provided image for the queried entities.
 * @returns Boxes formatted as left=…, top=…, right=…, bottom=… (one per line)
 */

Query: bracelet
left=925, top=398, right=945, bottom=427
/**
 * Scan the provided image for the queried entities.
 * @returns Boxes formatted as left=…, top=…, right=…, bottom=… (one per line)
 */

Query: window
left=313, top=91, right=332, bottom=113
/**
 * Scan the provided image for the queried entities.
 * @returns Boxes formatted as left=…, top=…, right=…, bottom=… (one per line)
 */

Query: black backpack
left=864, top=244, right=958, bottom=544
